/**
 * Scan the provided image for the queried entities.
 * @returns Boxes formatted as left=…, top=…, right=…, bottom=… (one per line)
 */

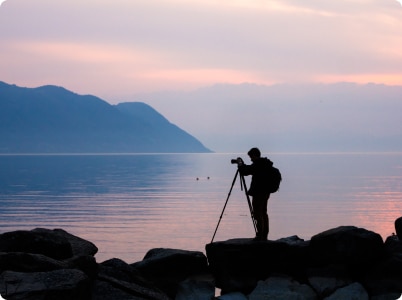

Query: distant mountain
left=136, top=82, right=402, bottom=152
left=0, top=82, right=211, bottom=153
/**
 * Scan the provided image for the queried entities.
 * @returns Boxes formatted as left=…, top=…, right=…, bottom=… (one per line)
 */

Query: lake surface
left=0, top=152, right=401, bottom=263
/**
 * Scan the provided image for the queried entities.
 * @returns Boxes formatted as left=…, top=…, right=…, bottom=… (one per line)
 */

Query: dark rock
left=306, top=265, right=353, bottom=298
left=100, top=258, right=148, bottom=284
left=0, top=228, right=171, bottom=300
left=175, top=274, right=215, bottom=300
left=0, top=252, right=68, bottom=273
left=32, top=228, right=98, bottom=256
left=309, top=226, right=384, bottom=269
left=65, top=255, right=98, bottom=279
left=325, top=282, right=368, bottom=300
left=132, top=248, right=209, bottom=298
left=205, top=237, right=310, bottom=294
left=97, top=258, right=169, bottom=299
left=247, top=275, right=317, bottom=300
left=384, top=234, right=402, bottom=255
left=375, top=253, right=402, bottom=278
left=360, top=252, right=402, bottom=297
left=205, top=225, right=402, bottom=298
left=0, top=269, right=90, bottom=300
left=371, top=293, right=402, bottom=300
left=308, top=276, right=350, bottom=299
left=276, top=235, right=306, bottom=245
left=0, top=229, right=73, bottom=259
left=92, top=280, right=148, bottom=300
left=362, top=277, right=402, bottom=299
left=216, top=292, right=248, bottom=299
left=96, top=272, right=170, bottom=300
left=395, top=217, right=402, bottom=240
left=2, top=225, right=402, bottom=299
left=0, top=252, right=98, bottom=281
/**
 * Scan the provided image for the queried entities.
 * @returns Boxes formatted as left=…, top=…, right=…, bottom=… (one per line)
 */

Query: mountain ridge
left=135, top=82, right=402, bottom=152
left=0, top=81, right=212, bottom=153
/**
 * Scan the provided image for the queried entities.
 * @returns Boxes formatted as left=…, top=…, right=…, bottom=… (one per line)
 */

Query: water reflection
left=0, top=153, right=402, bottom=262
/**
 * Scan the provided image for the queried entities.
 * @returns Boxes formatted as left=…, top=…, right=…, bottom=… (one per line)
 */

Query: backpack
left=268, top=166, right=282, bottom=193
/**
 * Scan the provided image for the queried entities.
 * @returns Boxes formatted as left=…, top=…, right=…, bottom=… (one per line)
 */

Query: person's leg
left=261, top=194, right=269, bottom=239
left=252, top=194, right=269, bottom=240
left=252, top=196, right=261, bottom=237
left=252, top=195, right=265, bottom=239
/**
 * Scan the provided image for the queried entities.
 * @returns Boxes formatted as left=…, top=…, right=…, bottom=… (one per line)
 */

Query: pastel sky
left=1, top=0, right=402, bottom=100
left=1, top=0, right=402, bottom=152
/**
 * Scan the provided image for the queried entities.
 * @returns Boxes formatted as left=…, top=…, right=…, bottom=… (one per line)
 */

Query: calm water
left=0, top=152, right=401, bottom=263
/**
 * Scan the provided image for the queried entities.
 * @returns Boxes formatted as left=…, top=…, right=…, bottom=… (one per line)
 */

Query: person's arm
left=238, top=162, right=254, bottom=176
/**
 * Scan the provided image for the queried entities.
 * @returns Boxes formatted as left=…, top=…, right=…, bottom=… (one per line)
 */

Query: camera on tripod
left=211, top=156, right=256, bottom=243
left=231, top=157, right=244, bottom=166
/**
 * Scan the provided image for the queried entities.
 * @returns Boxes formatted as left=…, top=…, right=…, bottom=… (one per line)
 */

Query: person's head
left=248, top=147, right=261, bottom=162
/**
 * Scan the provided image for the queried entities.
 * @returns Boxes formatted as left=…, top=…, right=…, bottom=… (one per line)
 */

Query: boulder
left=324, top=282, right=368, bottom=300
left=175, top=276, right=216, bottom=300
left=308, top=276, right=350, bottom=299
left=395, top=217, right=402, bottom=240
left=217, top=292, right=248, bottom=299
left=99, top=258, right=150, bottom=285
left=384, top=234, right=402, bottom=255
left=371, top=293, right=402, bottom=300
left=0, top=228, right=97, bottom=260
left=91, top=280, right=146, bottom=300
left=32, top=228, right=98, bottom=257
left=247, top=276, right=317, bottom=300
left=0, top=251, right=98, bottom=279
left=65, top=255, right=98, bottom=279
left=0, top=269, right=90, bottom=300
left=307, top=265, right=353, bottom=298
left=205, top=236, right=310, bottom=294
left=132, top=248, right=209, bottom=298
left=2, top=224, right=402, bottom=299
left=0, top=252, right=68, bottom=273
left=360, top=252, right=402, bottom=297
left=205, top=225, right=402, bottom=298
left=96, top=258, right=170, bottom=300
left=0, top=228, right=173, bottom=299
left=309, top=226, right=385, bottom=270
left=0, top=229, right=73, bottom=259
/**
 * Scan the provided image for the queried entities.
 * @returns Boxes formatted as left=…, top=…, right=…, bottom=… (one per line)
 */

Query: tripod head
left=230, top=157, right=244, bottom=166
left=231, top=157, right=246, bottom=191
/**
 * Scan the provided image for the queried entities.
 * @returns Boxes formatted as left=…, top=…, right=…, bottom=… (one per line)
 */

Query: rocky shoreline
left=1, top=220, right=402, bottom=299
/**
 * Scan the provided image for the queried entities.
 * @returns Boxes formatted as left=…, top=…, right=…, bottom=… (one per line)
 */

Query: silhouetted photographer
left=211, top=147, right=281, bottom=243
left=238, top=147, right=278, bottom=241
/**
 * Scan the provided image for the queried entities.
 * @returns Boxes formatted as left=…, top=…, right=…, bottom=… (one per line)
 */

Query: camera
left=231, top=157, right=244, bottom=165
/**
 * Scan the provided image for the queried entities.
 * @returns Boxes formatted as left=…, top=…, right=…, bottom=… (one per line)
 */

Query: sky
left=1, top=0, right=402, bottom=152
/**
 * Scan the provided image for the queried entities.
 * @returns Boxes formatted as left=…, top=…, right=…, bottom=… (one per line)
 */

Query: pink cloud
left=1, top=0, right=402, bottom=95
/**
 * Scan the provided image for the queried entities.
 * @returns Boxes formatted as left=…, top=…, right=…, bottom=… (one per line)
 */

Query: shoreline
left=1, top=221, right=402, bottom=299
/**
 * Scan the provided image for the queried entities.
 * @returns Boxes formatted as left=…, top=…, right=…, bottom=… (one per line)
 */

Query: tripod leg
left=210, top=170, right=239, bottom=243
left=240, top=174, right=257, bottom=235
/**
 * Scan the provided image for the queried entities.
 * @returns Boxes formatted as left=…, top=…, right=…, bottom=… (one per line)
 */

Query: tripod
left=211, top=168, right=257, bottom=243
